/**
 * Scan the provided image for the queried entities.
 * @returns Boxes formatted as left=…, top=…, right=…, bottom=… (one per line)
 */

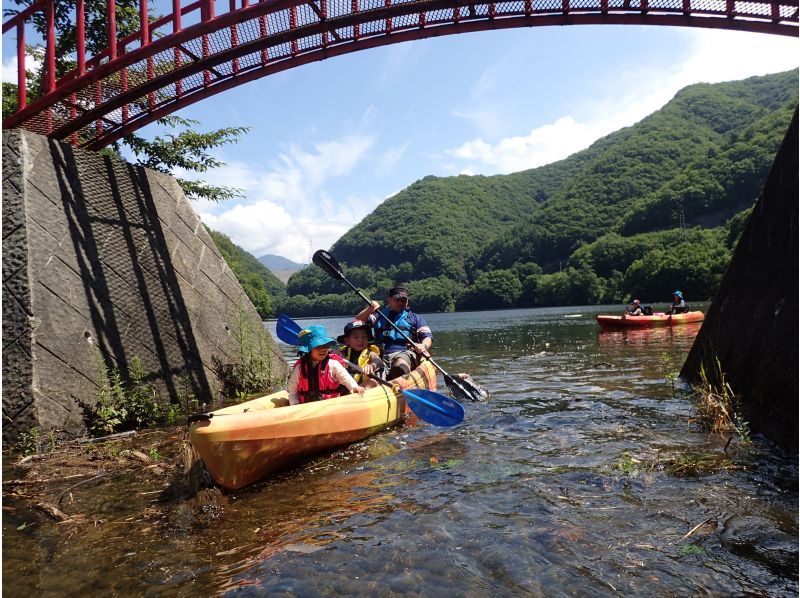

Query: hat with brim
left=297, top=325, right=337, bottom=354
left=337, top=320, right=374, bottom=344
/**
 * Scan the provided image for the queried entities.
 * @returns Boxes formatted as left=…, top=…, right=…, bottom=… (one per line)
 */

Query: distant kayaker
left=336, top=320, right=383, bottom=388
left=625, top=299, right=643, bottom=316
left=287, top=325, right=365, bottom=405
left=668, top=290, right=688, bottom=315
left=356, top=284, right=433, bottom=380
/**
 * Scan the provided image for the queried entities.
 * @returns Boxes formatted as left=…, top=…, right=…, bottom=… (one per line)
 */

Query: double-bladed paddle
left=311, top=249, right=487, bottom=403
left=275, top=313, right=464, bottom=426
left=339, top=356, right=464, bottom=427
left=276, top=313, right=303, bottom=345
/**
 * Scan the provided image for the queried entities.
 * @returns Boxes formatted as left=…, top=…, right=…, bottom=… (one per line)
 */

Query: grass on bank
left=691, top=358, right=750, bottom=444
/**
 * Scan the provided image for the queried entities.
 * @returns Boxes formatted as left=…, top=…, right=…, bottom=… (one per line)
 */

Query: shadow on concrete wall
left=50, top=141, right=213, bottom=401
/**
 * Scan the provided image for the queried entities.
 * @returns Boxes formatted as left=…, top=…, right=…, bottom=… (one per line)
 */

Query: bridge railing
left=3, top=0, right=798, bottom=149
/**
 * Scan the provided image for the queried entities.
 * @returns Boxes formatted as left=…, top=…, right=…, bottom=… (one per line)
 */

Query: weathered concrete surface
left=681, top=110, right=798, bottom=453
left=2, top=129, right=289, bottom=442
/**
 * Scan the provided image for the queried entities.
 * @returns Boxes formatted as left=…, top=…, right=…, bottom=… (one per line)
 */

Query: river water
left=3, top=306, right=797, bottom=596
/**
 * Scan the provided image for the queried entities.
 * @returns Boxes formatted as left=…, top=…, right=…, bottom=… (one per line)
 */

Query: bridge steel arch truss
left=3, top=0, right=798, bottom=149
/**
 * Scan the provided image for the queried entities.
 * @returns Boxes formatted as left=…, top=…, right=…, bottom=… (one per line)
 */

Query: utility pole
left=679, top=207, right=686, bottom=241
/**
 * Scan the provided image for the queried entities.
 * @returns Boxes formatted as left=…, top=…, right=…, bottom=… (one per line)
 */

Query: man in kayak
left=356, top=285, right=433, bottom=380
left=287, top=325, right=365, bottom=405
left=668, top=290, right=688, bottom=315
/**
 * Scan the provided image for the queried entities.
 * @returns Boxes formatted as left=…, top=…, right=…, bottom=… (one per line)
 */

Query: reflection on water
left=596, top=321, right=704, bottom=347
left=3, top=306, right=797, bottom=596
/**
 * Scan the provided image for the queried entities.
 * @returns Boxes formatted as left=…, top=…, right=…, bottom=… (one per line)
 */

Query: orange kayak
left=189, top=360, right=437, bottom=490
left=596, top=311, right=704, bottom=329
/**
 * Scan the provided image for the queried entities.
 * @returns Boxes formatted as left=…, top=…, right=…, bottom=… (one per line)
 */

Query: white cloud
left=376, top=43, right=426, bottom=86
left=2, top=52, right=42, bottom=84
left=672, top=29, right=799, bottom=86
left=375, top=138, right=413, bottom=176
left=471, top=64, right=501, bottom=99
left=450, top=116, right=591, bottom=174
left=189, top=132, right=380, bottom=263
left=447, top=29, right=799, bottom=175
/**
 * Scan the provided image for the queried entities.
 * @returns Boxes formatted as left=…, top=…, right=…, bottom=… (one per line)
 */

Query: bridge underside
left=3, top=0, right=798, bottom=149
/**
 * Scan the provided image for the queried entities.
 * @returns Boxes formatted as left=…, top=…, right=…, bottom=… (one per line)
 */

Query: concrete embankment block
left=2, top=129, right=288, bottom=442
left=681, top=110, right=798, bottom=452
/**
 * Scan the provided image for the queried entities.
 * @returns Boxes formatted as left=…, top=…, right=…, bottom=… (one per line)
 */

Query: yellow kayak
left=189, top=360, right=437, bottom=490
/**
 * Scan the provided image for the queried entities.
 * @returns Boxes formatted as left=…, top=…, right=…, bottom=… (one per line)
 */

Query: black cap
left=337, top=320, right=374, bottom=343
left=388, top=285, right=409, bottom=299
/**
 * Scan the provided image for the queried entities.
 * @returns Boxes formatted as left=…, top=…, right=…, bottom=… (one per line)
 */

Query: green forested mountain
left=206, top=229, right=287, bottom=318
left=273, top=70, right=798, bottom=316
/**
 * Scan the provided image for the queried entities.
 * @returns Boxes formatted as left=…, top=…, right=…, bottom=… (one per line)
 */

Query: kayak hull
left=189, top=360, right=437, bottom=490
left=596, top=311, right=704, bottom=329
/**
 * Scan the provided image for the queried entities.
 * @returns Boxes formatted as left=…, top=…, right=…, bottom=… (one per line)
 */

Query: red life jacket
left=293, top=353, right=347, bottom=403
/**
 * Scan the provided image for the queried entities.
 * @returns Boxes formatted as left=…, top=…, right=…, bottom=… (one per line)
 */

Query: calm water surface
left=3, top=306, right=797, bottom=596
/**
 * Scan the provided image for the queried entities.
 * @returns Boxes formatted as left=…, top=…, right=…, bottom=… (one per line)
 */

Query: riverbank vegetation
left=692, top=358, right=751, bottom=443
left=213, top=70, right=796, bottom=318
left=207, top=229, right=287, bottom=318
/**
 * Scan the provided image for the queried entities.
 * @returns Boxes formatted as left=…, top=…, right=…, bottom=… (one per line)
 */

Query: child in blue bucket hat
left=668, top=290, right=688, bottom=314
left=287, top=325, right=365, bottom=405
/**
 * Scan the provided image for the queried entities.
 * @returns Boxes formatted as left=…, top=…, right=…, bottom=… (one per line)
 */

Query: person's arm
left=330, top=360, right=365, bottom=395
left=411, top=314, right=433, bottom=356
left=368, top=349, right=383, bottom=371
left=355, top=301, right=381, bottom=323
left=360, top=349, right=384, bottom=376
left=286, top=364, right=301, bottom=405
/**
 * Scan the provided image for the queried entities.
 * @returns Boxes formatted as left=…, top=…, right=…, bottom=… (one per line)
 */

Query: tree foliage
left=124, top=116, right=249, bottom=202
left=280, top=70, right=796, bottom=315
left=207, top=229, right=286, bottom=319
left=5, top=0, right=246, bottom=202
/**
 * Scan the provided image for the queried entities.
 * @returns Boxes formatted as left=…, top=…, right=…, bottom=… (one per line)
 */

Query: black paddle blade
left=312, top=250, right=345, bottom=280
left=187, top=413, right=213, bottom=424
left=444, top=373, right=488, bottom=403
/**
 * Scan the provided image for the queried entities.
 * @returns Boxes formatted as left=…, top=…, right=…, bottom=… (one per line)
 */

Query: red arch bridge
left=3, top=0, right=797, bottom=149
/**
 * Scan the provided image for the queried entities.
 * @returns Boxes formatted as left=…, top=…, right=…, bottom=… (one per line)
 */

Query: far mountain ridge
left=257, top=254, right=306, bottom=271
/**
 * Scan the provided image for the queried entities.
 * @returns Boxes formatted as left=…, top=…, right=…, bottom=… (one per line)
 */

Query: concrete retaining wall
left=681, top=110, right=798, bottom=452
left=2, top=129, right=288, bottom=442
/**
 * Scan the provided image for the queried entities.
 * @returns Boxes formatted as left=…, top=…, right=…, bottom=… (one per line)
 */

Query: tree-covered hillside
left=276, top=70, right=796, bottom=315
left=329, top=70, right=795, bottom=283
left=207, top=229, right=287, bottom=318
left=215, top=70, right=796, bottom=317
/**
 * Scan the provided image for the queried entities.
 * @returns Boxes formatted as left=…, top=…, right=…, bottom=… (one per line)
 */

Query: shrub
left=89, top=354, right=190, bottom=436
left=213, top=303, right=284, bottom=399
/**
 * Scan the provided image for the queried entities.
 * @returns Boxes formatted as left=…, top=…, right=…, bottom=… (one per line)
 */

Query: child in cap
left=625, top=298, right=643, bottom=316
left=287, top=325, right=365, bottom=405
left=337, top=320, right=383, bottom=388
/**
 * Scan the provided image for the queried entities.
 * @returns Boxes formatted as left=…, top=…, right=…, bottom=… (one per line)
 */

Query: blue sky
left=3, top=22, right=798, bottom=263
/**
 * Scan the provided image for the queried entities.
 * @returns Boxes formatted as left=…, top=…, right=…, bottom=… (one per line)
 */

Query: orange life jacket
left=293, top=353, right=347, bottom=403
